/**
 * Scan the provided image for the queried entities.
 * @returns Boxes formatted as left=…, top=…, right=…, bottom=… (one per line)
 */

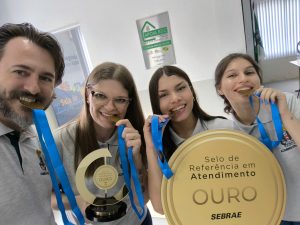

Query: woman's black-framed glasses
left=90, top=90, right=131, bottom=108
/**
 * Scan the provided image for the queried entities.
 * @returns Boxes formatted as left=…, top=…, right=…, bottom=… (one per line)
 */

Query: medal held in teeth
left=238, top=89, right=254, bottom=97
left=20, top=98, right=45, bottom=109
left=110, top=115, right=121, bottom=123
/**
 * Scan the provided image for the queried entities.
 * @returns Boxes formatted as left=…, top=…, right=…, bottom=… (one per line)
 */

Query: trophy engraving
left=93, top=165, right=118, bottom=190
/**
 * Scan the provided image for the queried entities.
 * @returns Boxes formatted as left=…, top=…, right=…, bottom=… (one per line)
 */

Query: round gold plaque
left=161, top=129, right=286, bottom=225
left=93, top=165, right=118, bottom=190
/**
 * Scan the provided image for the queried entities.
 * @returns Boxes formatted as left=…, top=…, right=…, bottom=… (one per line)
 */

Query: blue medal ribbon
left=249, top=95, right=283, bottom=150
left=33, top=110, right=85, bottom=225
left=150, top=115, right=173, bottom=179
left=118, top=125, right=145, bottom=220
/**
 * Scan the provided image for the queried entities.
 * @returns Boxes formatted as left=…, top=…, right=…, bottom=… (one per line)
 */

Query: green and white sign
left=136, top=11, right=176, bottom=69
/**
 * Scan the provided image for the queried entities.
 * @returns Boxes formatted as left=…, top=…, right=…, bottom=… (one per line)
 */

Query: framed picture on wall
left=51, top=25, right=92, bottom=127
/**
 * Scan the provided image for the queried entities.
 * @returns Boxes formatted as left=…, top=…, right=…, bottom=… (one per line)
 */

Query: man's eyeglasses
left=90, top=90, right=131, bottom=107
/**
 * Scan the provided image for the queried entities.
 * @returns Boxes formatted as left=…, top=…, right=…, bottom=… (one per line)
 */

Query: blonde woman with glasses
left=54, top=62, right=152, bottom=225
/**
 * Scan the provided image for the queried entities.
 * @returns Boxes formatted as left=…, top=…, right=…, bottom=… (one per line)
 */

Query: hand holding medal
left=239, top=86, right=283, bottom=150
left=75, top=115, right=145, bottom=222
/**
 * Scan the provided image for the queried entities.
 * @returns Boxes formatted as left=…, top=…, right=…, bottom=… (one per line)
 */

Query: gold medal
left=110, top=116, right=121, bottom=123
left=19, top=98, right=45, bottom=109
left=238, top=89, right=254, bottom=96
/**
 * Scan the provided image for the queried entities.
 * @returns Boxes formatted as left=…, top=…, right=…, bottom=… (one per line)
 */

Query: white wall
left=0, top=0, right=245, bottom=125
left=265, top=78, right=299, bottom=94
left=260, top=56, right=300, bottom=83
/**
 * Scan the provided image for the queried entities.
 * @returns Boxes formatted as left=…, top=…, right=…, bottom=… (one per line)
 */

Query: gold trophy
left=75, top=147, right=128, bottom=222
left=161, top=130, right=286, bottom=225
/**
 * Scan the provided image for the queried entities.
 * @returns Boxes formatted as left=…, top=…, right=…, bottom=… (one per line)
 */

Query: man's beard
left=0, top=89, right=52, bottom=130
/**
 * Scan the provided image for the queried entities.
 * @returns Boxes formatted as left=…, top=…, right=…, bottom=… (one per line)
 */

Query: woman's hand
left=143, top=114, right=169, bottom=149
left=254, top=87, right=300, bottom=148
left=255, top=87, right=289, bottom=116
left=143, top=114, right=169, bottom=215
left=116, top=119, right=141, bottom=156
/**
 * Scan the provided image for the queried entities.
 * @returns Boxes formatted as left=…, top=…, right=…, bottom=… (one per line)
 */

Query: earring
left=217, top=90, right=223, bottom=95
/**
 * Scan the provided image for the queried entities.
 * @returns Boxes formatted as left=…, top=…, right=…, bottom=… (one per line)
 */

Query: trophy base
left=85, top=202, right=127, bottom=222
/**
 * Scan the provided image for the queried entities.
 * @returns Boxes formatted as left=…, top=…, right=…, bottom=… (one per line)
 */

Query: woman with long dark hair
left=144, top=65, right=233, bottom=214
